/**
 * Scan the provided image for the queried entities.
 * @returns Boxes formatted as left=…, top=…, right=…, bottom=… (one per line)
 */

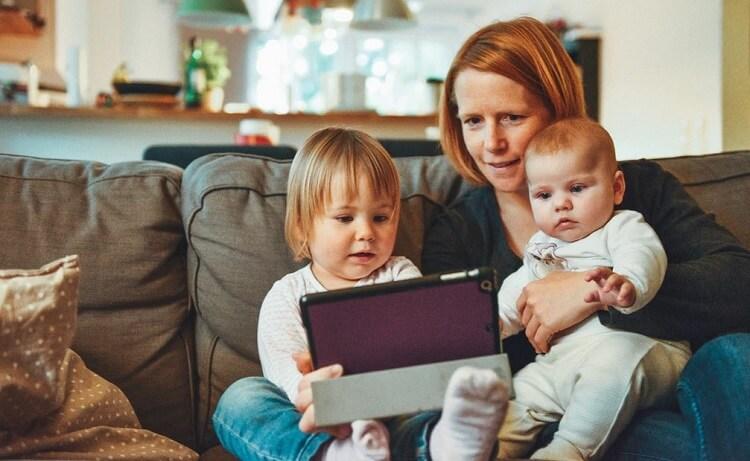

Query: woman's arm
left=605, top=161, right=750, bottom=346
left=517, top=271, right=604, bottom=352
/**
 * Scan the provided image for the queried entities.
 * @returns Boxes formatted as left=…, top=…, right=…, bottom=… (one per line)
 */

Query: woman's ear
left=613, top=170, right=626, bottom=205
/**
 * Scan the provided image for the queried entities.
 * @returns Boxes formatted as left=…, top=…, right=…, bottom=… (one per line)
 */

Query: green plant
left=186, top=39, right=231, bottom=89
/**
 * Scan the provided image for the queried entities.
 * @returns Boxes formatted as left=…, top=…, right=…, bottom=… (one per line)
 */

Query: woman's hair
left=440, top=16, right=587, bottom=184
left=285, top=127, right=401, bottom=261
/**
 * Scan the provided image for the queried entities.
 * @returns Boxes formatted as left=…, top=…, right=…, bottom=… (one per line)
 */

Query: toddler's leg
left=429, top=366, right=508, bottom=461
left=533, top=336, right=689, bottom=461
left=317, top=419, right=390, bottom=461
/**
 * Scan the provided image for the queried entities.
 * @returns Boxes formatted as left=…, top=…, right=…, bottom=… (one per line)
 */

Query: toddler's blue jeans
left=213, top=333, right=750, bottom=461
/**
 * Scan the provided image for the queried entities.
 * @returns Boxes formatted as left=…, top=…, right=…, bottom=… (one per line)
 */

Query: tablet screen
left=301, top=268, right=500, bottom=375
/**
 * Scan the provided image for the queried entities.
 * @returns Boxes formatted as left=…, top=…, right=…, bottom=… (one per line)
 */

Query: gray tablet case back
left=301, top=268, right=500, bottom=375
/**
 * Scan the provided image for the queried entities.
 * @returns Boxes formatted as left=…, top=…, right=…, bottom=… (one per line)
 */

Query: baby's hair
left=285, top=127, right=401, bottom=261
left=526, top=117, right=617, bottom=174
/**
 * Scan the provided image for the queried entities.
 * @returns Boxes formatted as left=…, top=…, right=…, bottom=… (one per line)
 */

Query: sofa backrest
left=0, top=153, right=195, bottom=448
left=652, top=151, right=750, bottom=247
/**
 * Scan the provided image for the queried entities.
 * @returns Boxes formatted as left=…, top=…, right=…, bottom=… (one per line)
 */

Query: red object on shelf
left=235, top=119, right=279, bottom=145
left=234, top=133, right=272, bottom=145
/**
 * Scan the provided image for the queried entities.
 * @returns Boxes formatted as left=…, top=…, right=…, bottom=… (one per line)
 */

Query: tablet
left=301, top=267, right=500, bottom=375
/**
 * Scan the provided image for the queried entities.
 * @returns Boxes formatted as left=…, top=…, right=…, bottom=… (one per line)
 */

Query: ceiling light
left=178, top=0, right=252, bottom=28
left=350, top=0, right=415, bottom=30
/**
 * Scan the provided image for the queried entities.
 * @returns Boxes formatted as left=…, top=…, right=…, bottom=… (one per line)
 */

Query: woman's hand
left=292, top=351, right=351, bottom=438
left=517, top=271, right=603, bottom=353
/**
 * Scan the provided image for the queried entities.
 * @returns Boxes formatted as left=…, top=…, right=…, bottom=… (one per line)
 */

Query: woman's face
left=454, top=68, right=552, bottom=194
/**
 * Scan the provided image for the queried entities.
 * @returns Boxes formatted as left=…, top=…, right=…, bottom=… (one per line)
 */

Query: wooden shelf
left=0, top=104, right=437, bottom=124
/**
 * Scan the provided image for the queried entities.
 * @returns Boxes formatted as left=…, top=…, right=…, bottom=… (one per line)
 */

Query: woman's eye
left=462, top=117, right=481, bottom=128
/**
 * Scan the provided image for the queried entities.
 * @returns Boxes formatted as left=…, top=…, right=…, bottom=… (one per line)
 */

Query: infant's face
left=526, top=149, right=624, bottom=242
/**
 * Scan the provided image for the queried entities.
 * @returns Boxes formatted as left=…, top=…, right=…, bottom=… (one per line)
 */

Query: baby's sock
left=318, top=419, right=390, bottom=461
left=429, top=366, right=509, bottom=461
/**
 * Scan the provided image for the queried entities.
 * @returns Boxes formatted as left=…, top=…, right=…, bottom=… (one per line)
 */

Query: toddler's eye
left=570, top=184, right=586, bottom=193
left=535, top=192, right=551, bottom=200
left=374, top=215, right=390, bottom=223
left=335, top=216, right=353, bottom=223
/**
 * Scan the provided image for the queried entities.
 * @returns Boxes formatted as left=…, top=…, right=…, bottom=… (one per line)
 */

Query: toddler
left=244, top=127, right=507, bottom=461
left=496, top=118, right=691, bottom=460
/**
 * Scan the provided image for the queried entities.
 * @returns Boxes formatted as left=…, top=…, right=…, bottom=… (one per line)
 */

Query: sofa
left=1, top=148, right=748, bottom=460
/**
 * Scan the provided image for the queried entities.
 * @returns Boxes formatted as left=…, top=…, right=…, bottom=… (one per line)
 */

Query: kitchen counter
left=0, top=104, right=438, bottom=163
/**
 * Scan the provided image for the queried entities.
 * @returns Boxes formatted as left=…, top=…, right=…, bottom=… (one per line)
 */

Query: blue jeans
left=214, top=334, right=750, bottom=461
left=675, top=333, right=750, bottom=461
left=538, top=333, right=750, bottom=461
left=212, top=377, right=440, bottom=461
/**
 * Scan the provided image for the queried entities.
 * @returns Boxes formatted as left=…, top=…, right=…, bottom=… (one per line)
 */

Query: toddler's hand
left=583, top=267, right=636, bottom=308
left=292, top=351, right=351, bottom=438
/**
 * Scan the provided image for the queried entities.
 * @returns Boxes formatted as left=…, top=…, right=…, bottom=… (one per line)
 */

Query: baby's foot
left=429, top=366, right=508, bottom=461
left=319, top=419, right=390, bottom=461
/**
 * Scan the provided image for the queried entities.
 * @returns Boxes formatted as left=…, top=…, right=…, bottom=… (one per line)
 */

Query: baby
left=496, top=118, right=691, bottom=460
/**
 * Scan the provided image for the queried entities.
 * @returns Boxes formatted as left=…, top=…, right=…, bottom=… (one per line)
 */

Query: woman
left=423, top=16, right=750, bottom=460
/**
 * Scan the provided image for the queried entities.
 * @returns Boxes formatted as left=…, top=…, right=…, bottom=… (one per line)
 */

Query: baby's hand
left=583, top=268, right=636, bottom=308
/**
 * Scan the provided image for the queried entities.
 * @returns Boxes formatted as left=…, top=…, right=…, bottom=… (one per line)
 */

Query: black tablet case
left=301, top=267, right=500, bottom=375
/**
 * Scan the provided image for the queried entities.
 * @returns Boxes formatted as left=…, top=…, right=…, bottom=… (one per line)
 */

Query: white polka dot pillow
left=0, top=255, right=198, bottom=460
left=0, top=255, right=79, bottom=432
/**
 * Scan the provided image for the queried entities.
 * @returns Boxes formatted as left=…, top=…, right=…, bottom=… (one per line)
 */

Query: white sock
left=319, top=419, right=391, bottom=461
left=429, top=366, right=509, bottom=461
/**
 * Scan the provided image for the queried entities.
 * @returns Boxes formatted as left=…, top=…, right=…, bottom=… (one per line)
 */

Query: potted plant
left=185, top=38, right=231, bottom=112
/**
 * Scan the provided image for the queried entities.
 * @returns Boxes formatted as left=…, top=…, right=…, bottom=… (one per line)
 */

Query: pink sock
left=318, top=419, right=390, bottom=461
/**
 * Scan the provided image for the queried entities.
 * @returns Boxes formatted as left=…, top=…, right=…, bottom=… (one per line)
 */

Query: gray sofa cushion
left=654, top=151, right=750, bottom=247
left=0, top=154, right=195, bottom=448
left=181, top=153, right=470, bottom=448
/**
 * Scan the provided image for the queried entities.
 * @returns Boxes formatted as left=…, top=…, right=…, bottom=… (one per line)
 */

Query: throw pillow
left=0, top=255, right=198, bottom=460
left=0, top=255, right=79, bottom=431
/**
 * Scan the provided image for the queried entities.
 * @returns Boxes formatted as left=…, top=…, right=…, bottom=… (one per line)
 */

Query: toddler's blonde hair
left=285, top=127, right=401, bottom=261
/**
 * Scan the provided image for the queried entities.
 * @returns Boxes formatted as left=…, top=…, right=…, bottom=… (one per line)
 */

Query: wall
left=0, top=113, right=434, bottom=163
left=3, top=0, right=748, bottom=162
left=55, top=0, right=180, bottom=104
left=0, top=0, right=61, bottom=87
left=722, top=0, right=750, bottom=151
left=448, top=0, right=749, bottom=158
left=600, top=0, right=722, bottom=158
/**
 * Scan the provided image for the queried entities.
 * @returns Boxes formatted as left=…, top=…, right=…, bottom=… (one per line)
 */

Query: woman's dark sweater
left=422, top=159, right=750, bottom=372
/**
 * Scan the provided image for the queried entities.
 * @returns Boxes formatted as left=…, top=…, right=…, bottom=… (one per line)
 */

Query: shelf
left=0, top=104, right=437, bottom=124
